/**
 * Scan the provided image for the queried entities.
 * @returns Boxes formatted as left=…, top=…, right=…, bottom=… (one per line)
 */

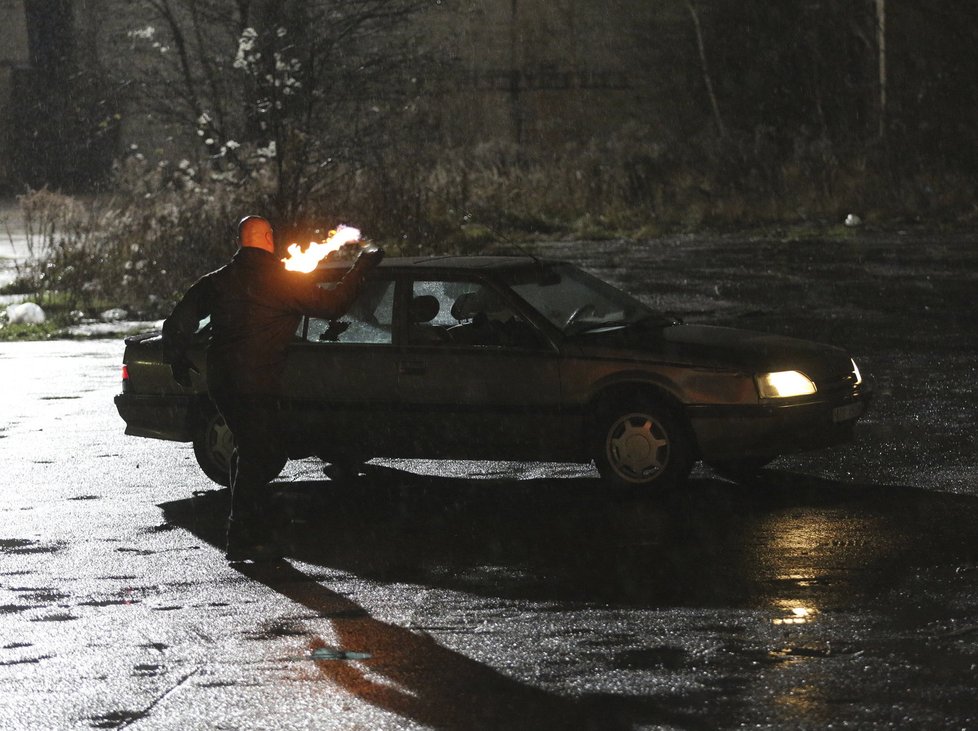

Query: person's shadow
left=160, top=463, right=978, bottom=729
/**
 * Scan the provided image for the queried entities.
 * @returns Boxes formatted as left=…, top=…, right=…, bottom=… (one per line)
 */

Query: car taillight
left=122, top=364, right=130, bottom=393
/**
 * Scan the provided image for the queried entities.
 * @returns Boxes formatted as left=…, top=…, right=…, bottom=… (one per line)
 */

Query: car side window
left=305, top=278, right=395, bottom=345
left=408, top=279, right=546, bottom=349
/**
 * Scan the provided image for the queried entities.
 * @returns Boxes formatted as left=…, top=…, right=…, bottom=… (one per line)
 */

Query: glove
left=171, top=356, right=200, bottom=388
left=349, top=244, right=385, bottom=278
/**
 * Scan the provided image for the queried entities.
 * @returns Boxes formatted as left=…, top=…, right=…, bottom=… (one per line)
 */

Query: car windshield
left=504, top=263, right=672, bottom=335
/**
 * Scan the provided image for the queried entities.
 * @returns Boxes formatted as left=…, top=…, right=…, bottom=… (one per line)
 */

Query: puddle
left=768, top=643, right=863, bottom=660
left=78, top=598, right=141, bottom=607
left=0, top=654, right=52, bottom=666
left=248, top=621, right=307, bottom=640
left=305, top=647, right=373, bottom=661
left=88, top=710, right=146, bottom=729
left=0, top=539, right=59, bottom=555
left=614, top=646, right=689, bottom=671
left=13, top=587, right=68, bottom=603
left=146, top=523, right=177, bottom=533
left=29, top=613, right=77, bottom=622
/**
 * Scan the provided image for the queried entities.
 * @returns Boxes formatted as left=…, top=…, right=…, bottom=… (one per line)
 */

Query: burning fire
left=281, top=225, right=362, bottom=273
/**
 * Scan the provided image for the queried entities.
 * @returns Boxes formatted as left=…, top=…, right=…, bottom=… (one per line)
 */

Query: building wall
left=0, top=0, right=30, bottom=188
left=430, top=0, right=692, bottom=149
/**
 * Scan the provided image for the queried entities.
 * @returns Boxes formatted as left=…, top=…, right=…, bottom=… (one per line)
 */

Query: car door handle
left=399, top=360, right=426, bottom=375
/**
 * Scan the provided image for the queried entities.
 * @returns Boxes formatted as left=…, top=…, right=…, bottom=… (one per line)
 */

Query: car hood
left=577, top=323, right=853, bottom=381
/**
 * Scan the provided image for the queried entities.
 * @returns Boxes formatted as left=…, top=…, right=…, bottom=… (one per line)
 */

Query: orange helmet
left=237, top=215, right=275, bottom=253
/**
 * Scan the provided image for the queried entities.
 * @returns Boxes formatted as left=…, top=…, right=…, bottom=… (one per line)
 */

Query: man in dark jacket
left=162, top=215, right=383, bottom=560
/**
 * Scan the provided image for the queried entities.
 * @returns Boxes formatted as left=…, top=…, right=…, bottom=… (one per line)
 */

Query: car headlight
left=756, top=370, right=817, bottom=399
left=850, top=358, right=862, bottom=386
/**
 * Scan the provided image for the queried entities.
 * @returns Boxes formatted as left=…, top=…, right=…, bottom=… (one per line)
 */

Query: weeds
left=6, top=126, right=977, bottom=340
left=0, top=320, right=62, bottom=341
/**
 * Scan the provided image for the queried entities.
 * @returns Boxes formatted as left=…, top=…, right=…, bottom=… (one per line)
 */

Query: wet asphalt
left=1, top=231, right=976, bottom=729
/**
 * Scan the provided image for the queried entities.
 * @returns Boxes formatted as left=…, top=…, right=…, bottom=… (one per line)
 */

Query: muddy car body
left=115, top=256, right=873, bottom=489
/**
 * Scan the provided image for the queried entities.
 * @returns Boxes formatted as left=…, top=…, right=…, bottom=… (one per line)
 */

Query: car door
left=395, top=275, right=567, bottom=460
left=280, top=276, right=400, bottom=460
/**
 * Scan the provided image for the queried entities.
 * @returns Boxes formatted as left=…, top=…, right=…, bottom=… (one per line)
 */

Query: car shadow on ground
left=161, top=463, right=978, bottom=610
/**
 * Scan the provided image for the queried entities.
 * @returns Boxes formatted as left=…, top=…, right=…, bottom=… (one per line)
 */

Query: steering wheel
left=564, top=303, right=597, bottom=330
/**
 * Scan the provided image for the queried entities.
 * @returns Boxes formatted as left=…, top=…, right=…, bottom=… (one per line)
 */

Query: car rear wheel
left=193, top=409, right=234, bottom=487
left=592, top=397, right=693, bottom=491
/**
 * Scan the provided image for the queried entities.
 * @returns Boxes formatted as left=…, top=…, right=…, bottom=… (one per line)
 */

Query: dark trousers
left=211, top=392, right=287, bottom=526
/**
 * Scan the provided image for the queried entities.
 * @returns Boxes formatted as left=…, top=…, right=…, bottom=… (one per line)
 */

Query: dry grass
left=10, top=129, right=977, bottom=327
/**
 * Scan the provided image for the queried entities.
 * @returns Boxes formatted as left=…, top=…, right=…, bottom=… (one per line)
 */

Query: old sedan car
left=115, top=255, right=873, bottom=490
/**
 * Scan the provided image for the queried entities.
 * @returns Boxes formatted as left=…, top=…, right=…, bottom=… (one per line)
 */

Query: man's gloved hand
left=171, top=356, right=200, bottom=388
left=349, top=243, right=385, bottom=278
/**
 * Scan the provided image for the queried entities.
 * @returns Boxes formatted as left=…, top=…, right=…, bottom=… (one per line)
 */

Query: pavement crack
left=115, top=666, right=201, bottom=729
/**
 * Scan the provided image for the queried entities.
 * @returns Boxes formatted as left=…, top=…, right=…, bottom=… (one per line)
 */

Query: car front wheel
left=592, top=398, right=693, bottom=491
left=193, top=409, right=234, bottom=487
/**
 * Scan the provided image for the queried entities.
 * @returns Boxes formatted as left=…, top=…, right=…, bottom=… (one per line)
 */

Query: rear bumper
left=688, top=379, right=875, bottom=460
left=114, top=394, right=198, bottom=442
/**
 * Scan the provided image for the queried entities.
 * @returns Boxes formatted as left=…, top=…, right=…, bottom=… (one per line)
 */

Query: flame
left=281, top=225, right=361, bottom=273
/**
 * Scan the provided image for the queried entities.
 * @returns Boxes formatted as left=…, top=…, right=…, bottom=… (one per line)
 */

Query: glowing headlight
left=851, top=358, right=862, bottom=386
left=756, top=370, right=817, bottom=399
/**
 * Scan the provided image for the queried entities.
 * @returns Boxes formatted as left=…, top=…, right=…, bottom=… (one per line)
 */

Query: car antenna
left=474, top=219, right=545, bottom=268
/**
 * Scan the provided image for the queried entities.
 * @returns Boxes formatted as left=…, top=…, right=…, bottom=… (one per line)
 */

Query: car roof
left=317, top=254, right=562, bottom=273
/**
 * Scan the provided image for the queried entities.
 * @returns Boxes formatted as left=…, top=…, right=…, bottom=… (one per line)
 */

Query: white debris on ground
left=844, top=213, right=862, bottom=227
left=100, top=307, right=129, bottom=322
left=62, top=319, right=164, bottom=337
left=5, top=301, right=45, bottom=324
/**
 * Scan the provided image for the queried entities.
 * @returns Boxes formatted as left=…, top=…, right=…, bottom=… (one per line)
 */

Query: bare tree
left=119, top=0, right=434, bottom=229
left=875, top=0, right=886, bottom=139
left=684, top=0, right=725, bottom=139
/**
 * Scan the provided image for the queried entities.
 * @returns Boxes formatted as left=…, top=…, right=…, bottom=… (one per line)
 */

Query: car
left=114, top=255, right=873, bottom=490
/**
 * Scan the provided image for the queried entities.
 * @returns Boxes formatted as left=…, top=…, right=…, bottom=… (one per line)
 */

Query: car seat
left=408, top=294, right=449, bottom=344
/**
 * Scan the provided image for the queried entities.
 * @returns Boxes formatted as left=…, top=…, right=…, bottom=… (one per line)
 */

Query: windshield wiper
left=570, top=312, right=678, bottom=334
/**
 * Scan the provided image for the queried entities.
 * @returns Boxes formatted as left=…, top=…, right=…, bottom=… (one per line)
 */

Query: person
left=161, top=215, right=383, bottom=561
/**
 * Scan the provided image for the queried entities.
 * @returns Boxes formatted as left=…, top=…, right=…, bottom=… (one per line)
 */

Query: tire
left=592, top=397, right=693, bottom=491
left=193, top=409, right=235, bottom=487
left=706, top=456, right=774, bottom=482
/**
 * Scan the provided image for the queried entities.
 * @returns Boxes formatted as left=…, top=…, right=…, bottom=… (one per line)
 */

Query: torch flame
left=281, top=225, right=362, bottom=273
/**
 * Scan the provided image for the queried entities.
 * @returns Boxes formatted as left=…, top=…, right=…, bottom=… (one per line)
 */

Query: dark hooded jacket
left=162, top=247, right=365, bottom=396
